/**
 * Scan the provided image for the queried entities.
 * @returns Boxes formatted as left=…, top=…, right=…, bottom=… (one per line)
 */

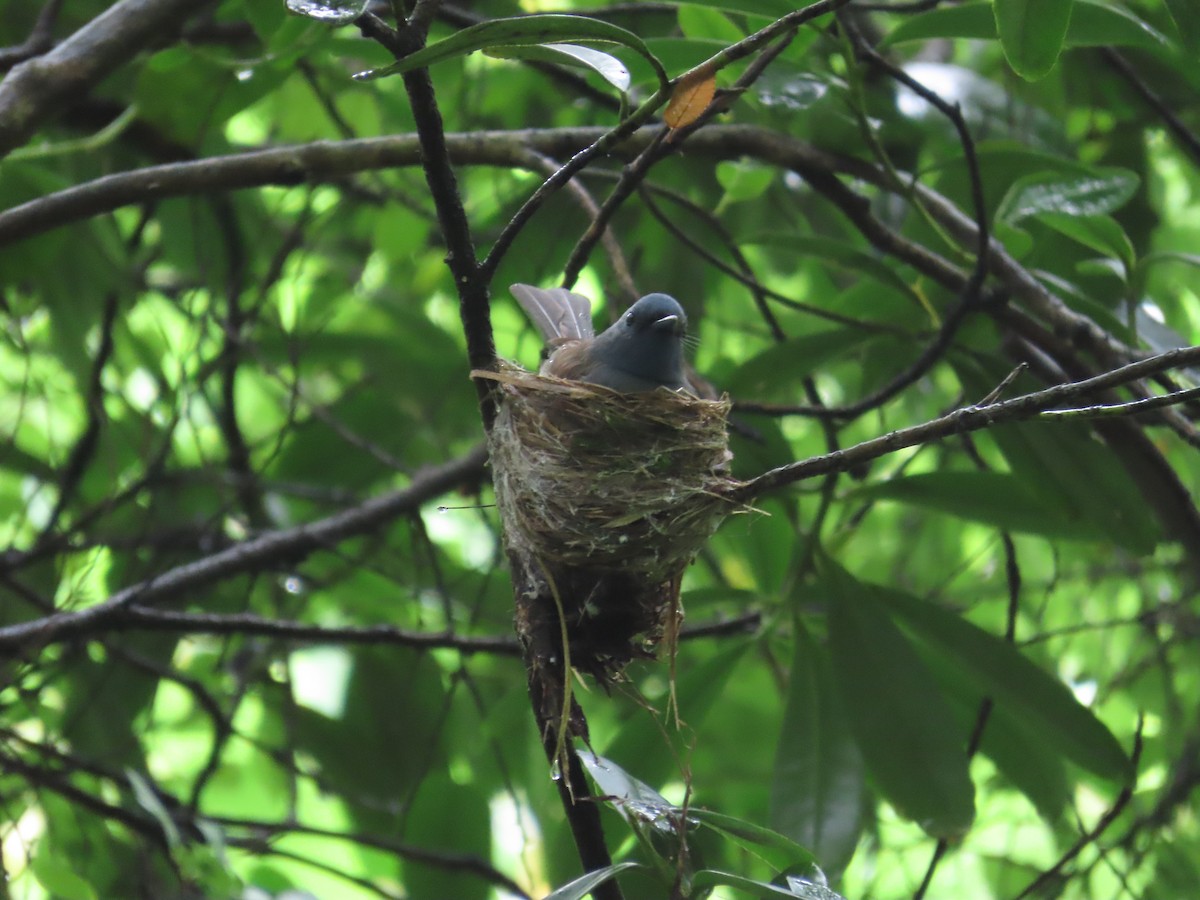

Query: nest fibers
left=477, top=362, right=744, bottom=673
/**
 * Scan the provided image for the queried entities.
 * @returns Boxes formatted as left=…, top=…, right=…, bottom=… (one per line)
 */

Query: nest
left=478, top=362, right=743, bottom=676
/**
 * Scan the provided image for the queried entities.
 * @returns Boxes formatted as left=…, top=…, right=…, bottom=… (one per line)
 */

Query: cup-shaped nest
left=481, top=363, right=741, bottom=584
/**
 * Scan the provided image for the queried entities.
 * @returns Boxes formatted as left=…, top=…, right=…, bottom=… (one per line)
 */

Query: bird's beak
left=652, top=314, right=683, bottom=335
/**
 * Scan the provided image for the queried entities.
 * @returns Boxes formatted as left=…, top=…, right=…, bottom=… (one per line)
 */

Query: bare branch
left=0, top=446, right=488, bottom=651
left=735, top=346, right=1200, bottom=502
left=0, top=0, right=204, bottom=159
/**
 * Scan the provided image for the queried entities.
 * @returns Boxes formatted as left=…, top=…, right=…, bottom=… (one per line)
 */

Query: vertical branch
left=355, top=11, right=619, bottom=895
left=210, top=196, right=266, bottom=524
left=355, top=12, right=499, bottom=428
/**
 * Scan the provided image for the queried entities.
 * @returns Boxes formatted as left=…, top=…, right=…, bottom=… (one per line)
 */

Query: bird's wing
left=510, top=284, right=595, bottom=341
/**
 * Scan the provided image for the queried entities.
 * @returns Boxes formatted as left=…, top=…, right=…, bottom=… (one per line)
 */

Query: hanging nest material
left=477, top=361, right=745, bottom=680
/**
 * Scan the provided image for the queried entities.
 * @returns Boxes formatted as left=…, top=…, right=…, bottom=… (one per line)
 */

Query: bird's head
left=590, top=293, right=688, bottom=389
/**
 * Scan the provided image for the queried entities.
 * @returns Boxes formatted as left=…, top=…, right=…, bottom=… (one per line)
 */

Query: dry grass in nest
left=478, top=362, right=742, bottom=583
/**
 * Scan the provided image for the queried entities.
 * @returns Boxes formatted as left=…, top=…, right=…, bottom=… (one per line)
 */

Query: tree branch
left=733, top=346, right=1200, bottom=502
left=0, top=0, right=64, bottom=71
left=0, top=445, right=488, bottom=652
left=356, top=12, right=499, bottom=427
left=0, top=0, right=204, bottom=159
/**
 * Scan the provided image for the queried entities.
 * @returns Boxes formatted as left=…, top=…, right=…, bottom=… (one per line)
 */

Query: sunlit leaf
left=354, top=14, right=668, bottom=88
left=32, top=858, right=99, bottom=900
left=754, top=69, right=830, bottom=112
left=580, top=752, right=695, bottom=873
left=996, top=168, right=1140, bottom=223
left=545, top=863, right=644, bottom=900
left=485, top=42, right=631, bottom=92
left=691, top=868, right=848, bottom=899
left=284, top=0, right=367, bottom=24
left=581, top=751, right=674, bottom=814
left=689, top=808, right=817, bottom=873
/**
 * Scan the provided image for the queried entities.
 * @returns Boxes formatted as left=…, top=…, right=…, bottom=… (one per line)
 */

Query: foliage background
left=1, top=0, right=1199, bottom=898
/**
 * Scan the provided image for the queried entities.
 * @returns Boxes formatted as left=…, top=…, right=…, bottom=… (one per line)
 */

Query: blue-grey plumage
left=511, top=284, right=689, bottom=393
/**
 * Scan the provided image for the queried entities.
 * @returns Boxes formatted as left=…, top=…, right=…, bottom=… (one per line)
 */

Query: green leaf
left=581, top=751, right=675, bottom=813
left=745, top=234, right=919, bottom=303
left=953, top=361, right=1162, bottom=553
left=994, top=0, right=1073, bottom=80
left=1036, top=213, right=1136, bottom=271
left=127, top=769, right=182, bottom=849
left=996, top=168, right=1140, bottom=224
left=689, top=808, right=817, bottom=874
left=692, top=868, right=848, bottom=899
left=724, top=331, right=875, bottom=400
left=579, top=752, right=695, bottom=875
left=885, top=3, right=996, bottom=43
left=678, top=5, right=746, bottom=44
left=402, top=775, right=492, bottom=900
left=1075, top=257, right=1127, bottom=284
left=770, top=622, right=864, bottom=878
left=1147, top=841, right=1200, bottom=900
left=1165, top=0, right=1200, bottom=49
left=1066, top=1, right=1170, bottom=48
left=291, top=647, right=449, bottom=819
left=716, top=160, right=776, bottom=207
left=753, top=68, right=831, bottom=113
left=855, top=470, right=1113, bottom=541
left=1140, top=250, right=1200, bottom=272
left=823, top=562, right=975, bottom=838
left=882, top=589, right=1133, bottom=783
left=284, top=0, right=367, bottom=24
left=32, top=858, right=99, bottom=900
left=886, top=1, right=1166, bottom=52
left=485, top=42, right=631, bottom=92
left=545, top=863, right=644, bottom=900
left=927, top=652, right=1071, bottom=820
left=354, top=14, right=667, bottom=88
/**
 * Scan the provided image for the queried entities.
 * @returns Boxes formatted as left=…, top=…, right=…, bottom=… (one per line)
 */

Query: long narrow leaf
left=770, top=622, right=864, bottom=878
left=354, top=14, right=667, bottom=88
left=823, top=562, right=975, bottom=838
left=882, top=588, right=1133, bottom=783
left=485, top=43, right=631, bottom=93
left=545, top=863, right=644, bottom=900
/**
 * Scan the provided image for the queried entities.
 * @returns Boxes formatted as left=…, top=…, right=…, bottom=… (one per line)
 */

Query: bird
left=510, top=283, right=690, bottom=393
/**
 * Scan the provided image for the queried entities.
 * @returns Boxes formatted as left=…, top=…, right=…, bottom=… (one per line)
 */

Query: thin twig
left=1011, top=720, right=1145, bottom=900
left=0, top=446, right=488, bottom=650
left=1102, top=48, right=1200, bottom=166
left=733, top=345, right=1200, bottom=501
